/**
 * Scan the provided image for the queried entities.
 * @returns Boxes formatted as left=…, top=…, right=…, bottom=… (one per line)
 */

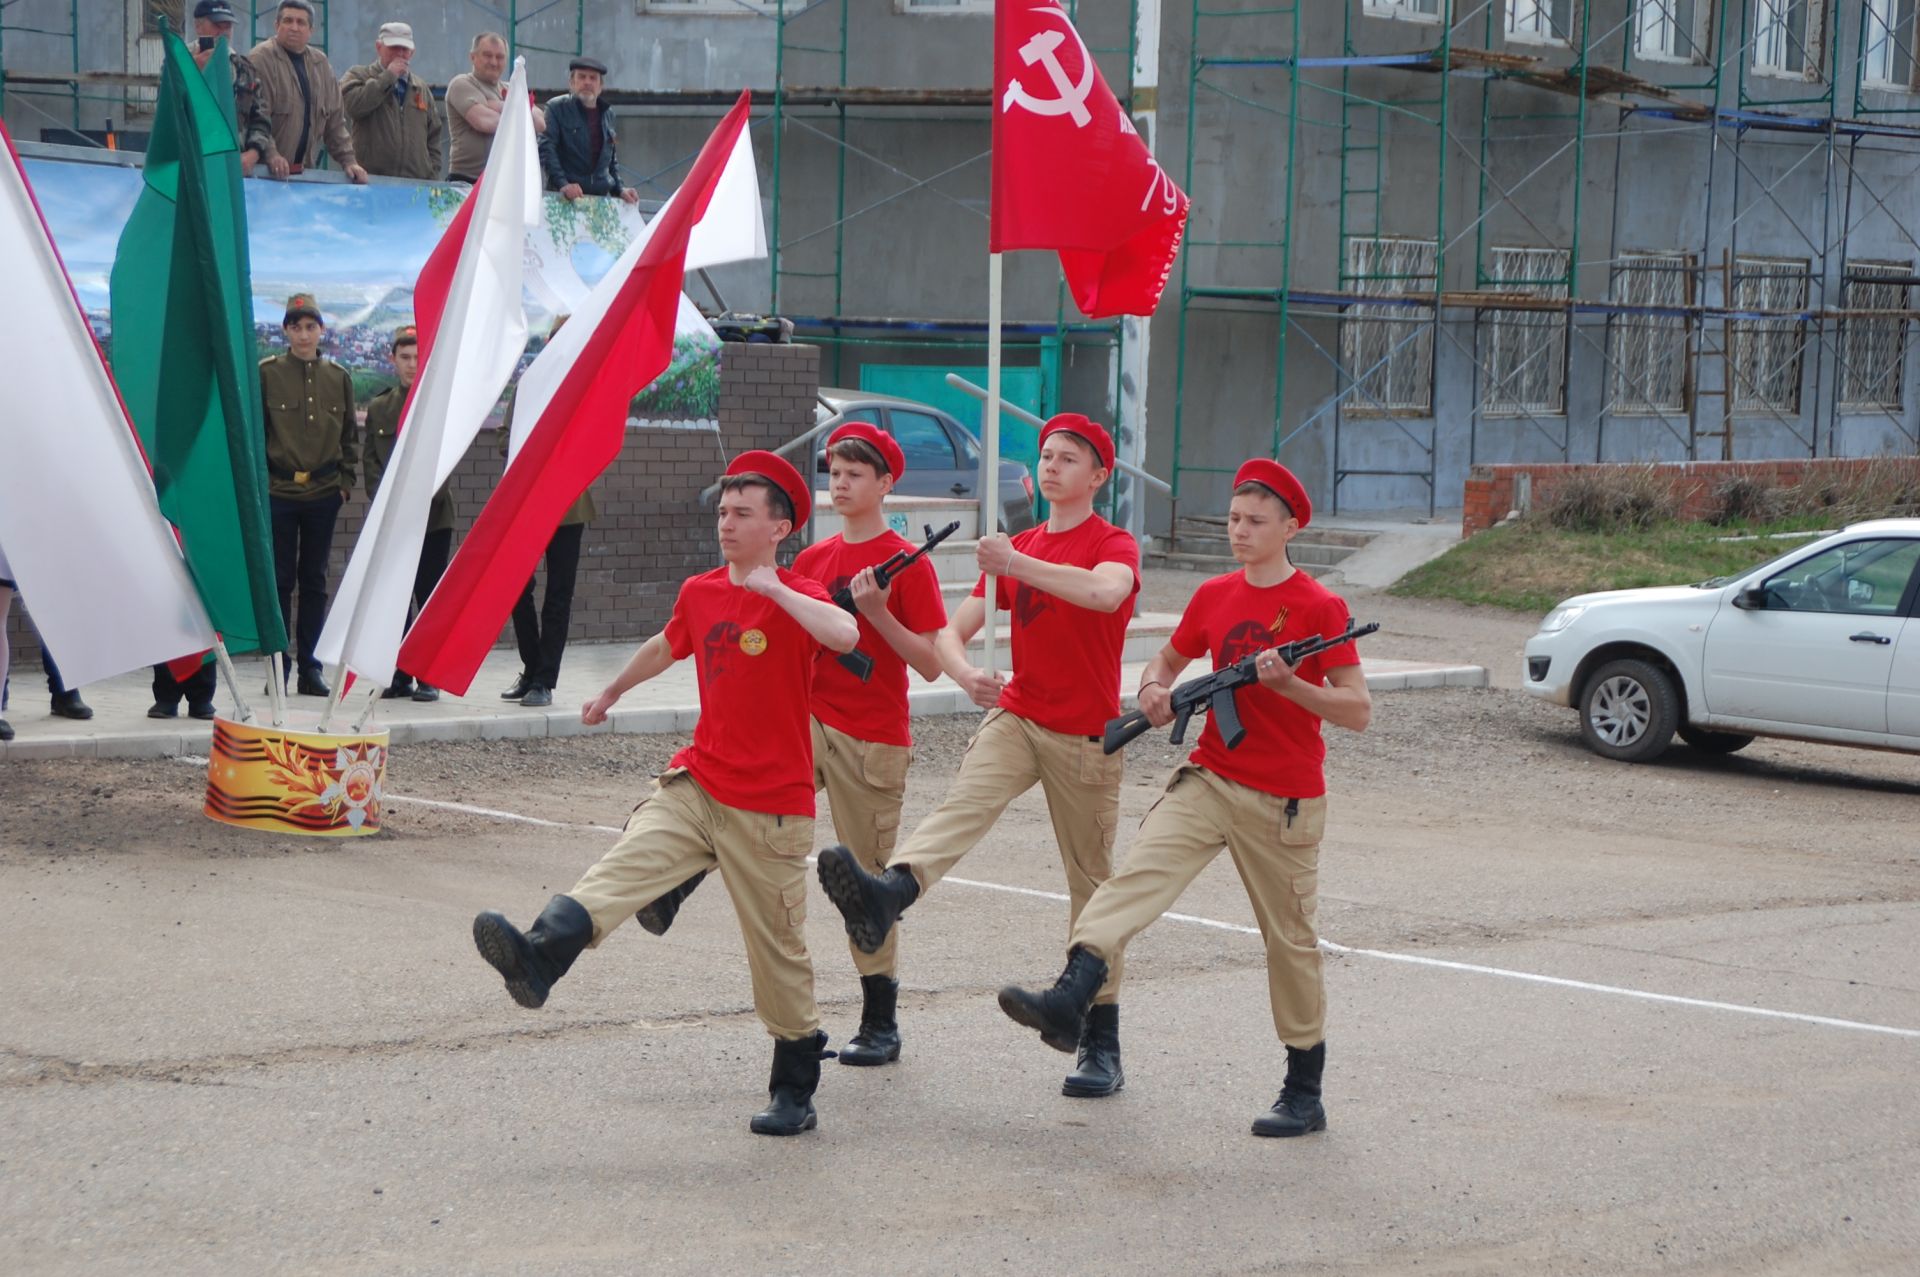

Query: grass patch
left=1390, top=518, right=1836, bottom=614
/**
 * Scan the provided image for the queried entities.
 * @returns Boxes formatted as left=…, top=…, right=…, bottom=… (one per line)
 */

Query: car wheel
left=1677, top=726, right=1755, bottom=756
left=1577, top=658, right=1679, bottom=763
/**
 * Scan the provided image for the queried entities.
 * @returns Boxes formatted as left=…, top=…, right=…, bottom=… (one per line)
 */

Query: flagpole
left=349, top=682, right=382, bottom=733
left=317, top=663, right=347, bottom=733
left=267, top=652, right=286, bottom=726
left=980, top=251, right=1003, bottom=677
left=212, top=640, right=254, bottom=724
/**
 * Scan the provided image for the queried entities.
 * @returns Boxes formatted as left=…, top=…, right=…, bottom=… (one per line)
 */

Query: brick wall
left=3, top=343, right=822, bottom=686
left=1462, top=457, right=1920, bottom=536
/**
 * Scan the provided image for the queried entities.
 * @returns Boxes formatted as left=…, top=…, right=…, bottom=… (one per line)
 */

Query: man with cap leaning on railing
left=471, top=451, right=858, bottom=1137
left=538, top=55, right=639, bottom=204
left=339, top=21, right=445, bottom=181
left=188, top=1, right=274, bottom=178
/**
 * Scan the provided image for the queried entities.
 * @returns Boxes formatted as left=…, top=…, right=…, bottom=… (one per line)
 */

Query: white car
left=1523, top=518, right=1920, bottom=762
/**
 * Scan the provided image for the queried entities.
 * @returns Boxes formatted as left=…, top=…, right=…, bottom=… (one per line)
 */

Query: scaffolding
left=1169, top=0, right=1920, bottom=526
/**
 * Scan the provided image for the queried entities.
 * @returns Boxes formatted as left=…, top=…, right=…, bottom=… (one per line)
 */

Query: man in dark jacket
left=537, top=57, right=638, bottom=204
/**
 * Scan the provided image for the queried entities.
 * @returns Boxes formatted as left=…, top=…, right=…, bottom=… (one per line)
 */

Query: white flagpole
left=212, top=640, right=253, bottom=724
left=980, top=251, right=1004, bottom=676
left=267, top=652, right=286, bottom=726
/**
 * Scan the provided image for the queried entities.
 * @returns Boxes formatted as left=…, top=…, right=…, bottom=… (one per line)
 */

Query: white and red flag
left=398, top=92, right=758, bottom=696
left=313, top=58, right=543, bottom=689
left=0, top=120, right=216, bottom=686
left=991, top=0, right=1188, bottom=318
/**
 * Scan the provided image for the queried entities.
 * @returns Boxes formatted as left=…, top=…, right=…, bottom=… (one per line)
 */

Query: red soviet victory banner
left=991, top=0, right=1189, bottom=318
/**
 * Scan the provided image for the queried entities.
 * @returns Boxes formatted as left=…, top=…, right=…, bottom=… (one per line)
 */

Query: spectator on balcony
left=445, top=31, right=546, bottom=184
left=340, top=21, right=444, bottom=181
left=188, top=1, right=273, bottom=177
left=248, top=0, right=367, bottom=183
left=538, top=57, right=638, bottom=204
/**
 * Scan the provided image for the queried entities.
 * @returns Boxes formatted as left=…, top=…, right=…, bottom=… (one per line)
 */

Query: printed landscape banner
left=23, top=155, right=723, bottom=427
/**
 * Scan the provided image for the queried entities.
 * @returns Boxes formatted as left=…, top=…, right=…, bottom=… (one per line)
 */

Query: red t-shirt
left=971, top=514, right=1140, bottom=736
left=794, top=531, right=948, bottom=747
left=1169, top=568, right=1361, bottom=800
left=663, top=565, right=834, bottom=817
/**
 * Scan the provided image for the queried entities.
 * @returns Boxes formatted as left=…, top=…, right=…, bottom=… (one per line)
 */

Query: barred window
left=1342, top=235, right=1437, bottom=415
left=1609, top=251, right=1691, bottom=414
left=1482, top=247, right=1569, bottom=416
left=1840, top=261, right=1912, bottom=411
left=1508, top=0, right=1576, bottom=45
left=1730, top=256, right=1811, bottom=414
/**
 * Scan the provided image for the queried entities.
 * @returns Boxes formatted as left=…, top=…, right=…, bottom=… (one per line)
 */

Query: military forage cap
left=391, top=324, right=418, bottom=350
left=283, top=293, right=323, bottom=325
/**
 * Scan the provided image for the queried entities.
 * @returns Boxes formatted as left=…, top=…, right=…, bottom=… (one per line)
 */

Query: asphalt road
left=3, top=649, right=1918, bottom=1274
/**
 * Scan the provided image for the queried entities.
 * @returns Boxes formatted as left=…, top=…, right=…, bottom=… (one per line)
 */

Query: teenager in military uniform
left=634, top=422, right=948, bottom=1067
left=260, top=293, right=356, bottom=695
left=998, top=460, right=1371, bottom=1139
left=472, top=452, right=859, bottom=1137
left=816, top=414, right=1141, bottom=1099
left=361, top=325, right=452, bottom=701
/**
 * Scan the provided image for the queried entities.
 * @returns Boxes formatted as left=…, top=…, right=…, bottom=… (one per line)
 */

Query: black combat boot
left=838, top=974, right=902, bottom=1067
left=1251, top=1041, right=1327, bottom=1138
left=471, top=894, right=593, bottom=1009
left=996, top=946, right=1109, bottom=1054
left=1063, top=1002, right=1124, bottom=1098
left=749, top=1030, right=833, bottom=1136
left=633, top=870, right=710, bottom=937
left=816, top=845, right=919, bottom=955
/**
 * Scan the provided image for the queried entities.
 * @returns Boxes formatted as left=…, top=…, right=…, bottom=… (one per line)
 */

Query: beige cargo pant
left=890, top=706, right=1125, bottom=1004
left=566, top=769, right=818, bottom=1041
left=1071, top=764, right=1327, bottom=1048
left=812, top=717, right=913, bottom=979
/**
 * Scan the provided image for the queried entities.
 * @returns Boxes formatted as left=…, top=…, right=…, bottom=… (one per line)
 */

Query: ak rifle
left=1102, top=620, right=1380, bottom=755
left=831, top=520, right=963, bottom=682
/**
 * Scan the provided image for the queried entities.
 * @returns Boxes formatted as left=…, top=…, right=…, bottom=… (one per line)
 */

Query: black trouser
left=1, top=640, right=72, bottom=711
left=152, top=660, right=218, bottom=709
left=270, top=492, right=343, bottom=676
left=511, top=522, right=583, bottom=689
left=392, top=526, right=454, bottom=690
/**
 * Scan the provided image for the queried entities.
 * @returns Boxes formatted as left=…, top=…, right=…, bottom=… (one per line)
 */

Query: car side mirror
left=1733, top=586, right=1769, bottom=611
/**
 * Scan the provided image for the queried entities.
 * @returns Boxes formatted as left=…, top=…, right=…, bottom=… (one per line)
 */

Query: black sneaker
left=0, top=718, right=13, bottom=742
left=50, top=692, right=93, bottom=721
left=147, top=702, right=180, bottom=719
left=500, top=674, right=533, bottom=700
left=411, top=684, right=440, bottom=702
left=519, top=684, right=553, bottom=708
left=188, top=702, right=218, bottom=721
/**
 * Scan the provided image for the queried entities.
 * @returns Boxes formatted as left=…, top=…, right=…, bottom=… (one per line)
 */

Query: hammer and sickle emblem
left=1002, top=10, right=1095, bottom=129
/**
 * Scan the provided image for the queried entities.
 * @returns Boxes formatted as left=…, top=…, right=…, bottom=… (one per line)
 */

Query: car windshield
left=1694, top=539, right=1826, bottom=588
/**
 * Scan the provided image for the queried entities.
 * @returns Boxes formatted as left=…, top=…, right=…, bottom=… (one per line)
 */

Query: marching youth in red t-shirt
left=971, top=514, right=1140, bottom=737
left=1170, top=569, right=1361, bottom=800
left=795, top=531, right=948, bottom=748
left=663, top=565, right=835, bottom=816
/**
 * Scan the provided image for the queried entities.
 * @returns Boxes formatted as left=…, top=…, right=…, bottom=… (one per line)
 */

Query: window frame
left=1729, top=254, right=1813, bottom=415
left=1608, top=250, right=1695, bottom=416
left=1839, top=259, right=1914, bottom=412
left=1342, top=234, right=1440, bottom=417
left=1363, top=0, right=1447, bottom=25
left=1863, top=0, right=1920, bottom=91
left=1506, top=0, right=1578, bottom=48
left=1632, top=0, right=1715, bottom=65
left=1750, top=0, right=1829, bottom=82
left=1483, top=245, right=1572, bottom=417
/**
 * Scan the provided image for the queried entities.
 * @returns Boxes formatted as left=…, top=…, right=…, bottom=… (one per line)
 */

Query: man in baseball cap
left=472, top=449, right=859, bottom=1137
left=998, top=455, right=1371, bottom=1140
left=339, top=21, right=444, bottom=180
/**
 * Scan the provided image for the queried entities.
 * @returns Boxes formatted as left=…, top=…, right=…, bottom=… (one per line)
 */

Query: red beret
left=725, top=449, right=812, bottom=530
left=826, top=420, right=906, bottom=479
left=1038, top=413, right=1116, bottom=472
left=1233, top=458, right=1311, bottom=528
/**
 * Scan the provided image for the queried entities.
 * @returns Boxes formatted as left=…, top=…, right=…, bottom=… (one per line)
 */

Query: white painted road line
left=171, top=758, right=1920, bottom=1042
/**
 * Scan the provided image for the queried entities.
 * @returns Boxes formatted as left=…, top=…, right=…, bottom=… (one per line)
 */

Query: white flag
left=315, top=59, right=543, bottom=685
left=0, top=128, right=215, bottom=687
left=508, top=122, right=767, bottom=459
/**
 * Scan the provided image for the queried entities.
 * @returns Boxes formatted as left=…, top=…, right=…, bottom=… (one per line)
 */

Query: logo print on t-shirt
left=1012, top=582, right=1051, bottom=628
left=1221, top=619, right=1276, bottom=666
left=703, top=620, right=744, bottom=678
left=739, top=628, right=768, bottom=656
